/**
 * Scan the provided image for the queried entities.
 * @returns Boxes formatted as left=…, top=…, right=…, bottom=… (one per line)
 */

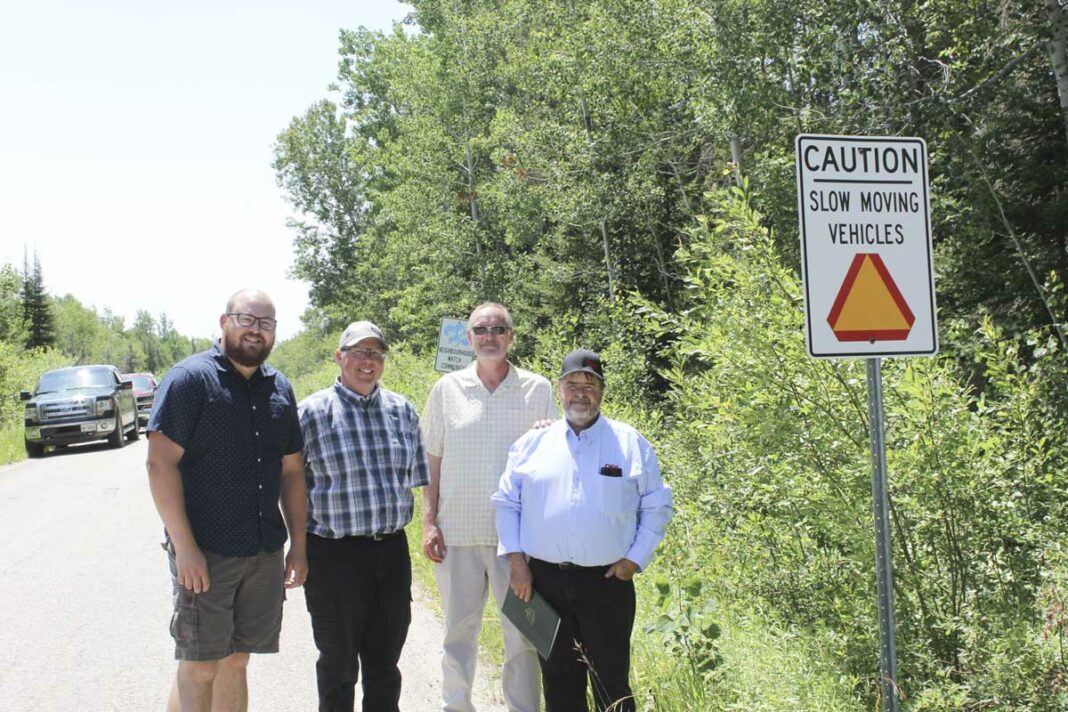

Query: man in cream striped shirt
left=421, top=303, right=556, bottom=712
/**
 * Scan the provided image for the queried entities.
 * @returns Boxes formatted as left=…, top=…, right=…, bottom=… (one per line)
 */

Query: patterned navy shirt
left=299, top=380, right=430, bottom=538
left=148, top=345, right=304, bottom=557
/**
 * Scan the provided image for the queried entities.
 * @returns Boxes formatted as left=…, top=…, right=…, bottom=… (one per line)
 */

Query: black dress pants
left=304, top=531, right=412, bottom=712
left=530, top=558, right=637, bottom=712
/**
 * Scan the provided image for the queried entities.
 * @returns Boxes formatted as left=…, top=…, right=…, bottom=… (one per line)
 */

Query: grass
left=0, top=422, right=26, bottom=465
left=631, top=602, right=864, bottom=711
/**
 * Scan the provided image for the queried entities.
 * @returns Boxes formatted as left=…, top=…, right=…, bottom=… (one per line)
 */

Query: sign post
left=796, top=134, right=937, bottom=711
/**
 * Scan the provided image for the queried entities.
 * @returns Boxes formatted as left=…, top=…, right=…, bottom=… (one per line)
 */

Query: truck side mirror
left=118, top=380, right=133, bottom=390
left=20, top=391, right=31, bottom=401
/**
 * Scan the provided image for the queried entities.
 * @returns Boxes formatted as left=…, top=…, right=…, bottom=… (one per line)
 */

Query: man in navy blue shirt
left=147, top=288, right=308, bottom=712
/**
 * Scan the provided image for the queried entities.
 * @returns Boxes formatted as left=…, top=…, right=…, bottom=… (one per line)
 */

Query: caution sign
left=796, top=135, right=937, bottom=358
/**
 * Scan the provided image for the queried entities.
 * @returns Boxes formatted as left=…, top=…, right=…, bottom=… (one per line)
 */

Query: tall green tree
left=21, top=251, right=55, bottom=350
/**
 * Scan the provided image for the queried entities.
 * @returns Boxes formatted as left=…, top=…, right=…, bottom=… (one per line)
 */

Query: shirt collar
left=332, top=377, right=382, bottom=407
left=458, top=360, right=517, bottom=393
left=564, top=412, right=604, bottom=442
left=211, top=342, right=276, bottom=381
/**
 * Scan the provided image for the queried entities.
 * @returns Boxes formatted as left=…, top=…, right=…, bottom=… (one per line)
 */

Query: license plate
left=81, top=423, right=96, bottom=433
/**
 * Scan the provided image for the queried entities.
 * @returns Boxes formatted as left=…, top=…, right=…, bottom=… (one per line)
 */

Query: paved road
left=0, top=439, right=505, bottom=711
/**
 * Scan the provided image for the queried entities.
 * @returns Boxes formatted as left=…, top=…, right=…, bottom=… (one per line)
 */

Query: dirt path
left=249, top=577, right=508, bottom=711
left=0, top=442, right=508, bottom=712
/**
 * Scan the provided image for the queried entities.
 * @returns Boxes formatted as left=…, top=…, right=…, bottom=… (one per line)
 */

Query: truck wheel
left=25, top=440, right=45, bottom=458
left=127, top=413, right=140, bottom=441
left=108, top=418, right=125, bottom=449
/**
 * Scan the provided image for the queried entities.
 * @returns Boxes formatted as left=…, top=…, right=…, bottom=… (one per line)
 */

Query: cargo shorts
left=165, top=541, right=285, bottom=661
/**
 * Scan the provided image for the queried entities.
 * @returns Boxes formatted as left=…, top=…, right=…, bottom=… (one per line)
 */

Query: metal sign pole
left=866, top=357, right=899, bottom=711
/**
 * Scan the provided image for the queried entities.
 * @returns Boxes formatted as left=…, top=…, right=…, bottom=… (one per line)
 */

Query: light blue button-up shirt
left=492, top=415, right=673, bottom=570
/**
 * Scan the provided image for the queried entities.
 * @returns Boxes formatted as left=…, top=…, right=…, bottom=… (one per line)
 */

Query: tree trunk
left=729, top=134, right=743, bottom=186
left=600, top=218, right=616, bottom=304
left=1048, top=0, right=1068, bottom=146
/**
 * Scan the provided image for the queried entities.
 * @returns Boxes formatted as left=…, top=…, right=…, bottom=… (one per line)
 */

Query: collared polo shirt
left=299, top=380, right=430, bottom=538
left=421, top=362, right=556, bottom=546
left=492, top=415, right=673, bottom=570
left=148, top=345, right=304, bottom=557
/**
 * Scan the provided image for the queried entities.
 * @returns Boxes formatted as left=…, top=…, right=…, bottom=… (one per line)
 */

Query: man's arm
left=146, top=431, right=210, bottom=593
left=621, top=438, right=674, bottom=573
left=279, top=450, right=308, bottom=588
left=491, top=442, right=531, bottom=600
left=422, top=454, right=446, bottom=562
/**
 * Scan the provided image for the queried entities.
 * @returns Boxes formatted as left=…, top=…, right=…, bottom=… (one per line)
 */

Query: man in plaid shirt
left=298, top=320, right=430, bottom=712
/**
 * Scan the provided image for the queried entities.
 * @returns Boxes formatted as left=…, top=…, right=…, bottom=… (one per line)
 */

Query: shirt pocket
left=597, top=474, right=631, bottom=513
left=388, top=415, right=413, bottom=472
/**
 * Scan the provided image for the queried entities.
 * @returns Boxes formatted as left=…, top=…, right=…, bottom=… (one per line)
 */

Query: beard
left=223, top=331, right=273, bottom=368
left=563, top=403, right=599, bottom=428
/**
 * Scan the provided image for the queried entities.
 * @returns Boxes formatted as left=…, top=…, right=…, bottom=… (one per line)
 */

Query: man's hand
left=174, top=544, right=211, bottom=593
left=284, top=546, right=308, bottom=589
left=531, top=418, right=556, bottom=430
left=605, top=558, right=639, bottom=581
left=423, top=522, right=447, bottom=563
left=508, top=553, right=533, bottom=602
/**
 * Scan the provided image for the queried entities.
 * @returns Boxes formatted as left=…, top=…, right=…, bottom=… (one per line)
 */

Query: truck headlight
left=96, top=398, right=112, bottom=416
left=25, top=406, right=38, bottom=421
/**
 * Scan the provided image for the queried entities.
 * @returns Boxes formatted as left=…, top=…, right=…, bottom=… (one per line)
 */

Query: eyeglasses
left=471, top=325, right=511, bottom=336
left=343, top=348, right=387, bottom=362
left=227, top=313, right=277, bottom=331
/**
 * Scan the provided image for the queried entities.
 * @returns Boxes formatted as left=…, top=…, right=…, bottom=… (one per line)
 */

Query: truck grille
left=40, top=401, right=93, bottom=421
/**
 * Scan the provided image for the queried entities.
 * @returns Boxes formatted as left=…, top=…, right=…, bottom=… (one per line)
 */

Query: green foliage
left=636, top=187, right=1068, bottom=707
left=21, top=251, right=55, bottom=349
left=273, top=2, right=1068, bottom=706
left=0, top=342, right=72, bottom=463
left=51, top=294, right=201, bottom=374
left=0, top=264, right=27, bottom=345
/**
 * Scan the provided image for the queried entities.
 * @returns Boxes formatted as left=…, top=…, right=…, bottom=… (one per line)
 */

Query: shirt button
left=255, top=431, right=259, bottom=436
left=258, top=484, right=263, bottom=490
left=252, top=405, right=257, bottom=410
left=257, top=458, right=262, bottom=463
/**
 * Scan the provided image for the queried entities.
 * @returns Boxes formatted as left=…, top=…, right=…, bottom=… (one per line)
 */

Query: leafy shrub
left=634, top=185, right=1068, bottom=708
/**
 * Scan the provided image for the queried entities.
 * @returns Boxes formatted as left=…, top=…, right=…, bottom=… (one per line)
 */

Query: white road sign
left=796, top=134, right=937, bottom=358
left=434, top=318, right=474, bottom=373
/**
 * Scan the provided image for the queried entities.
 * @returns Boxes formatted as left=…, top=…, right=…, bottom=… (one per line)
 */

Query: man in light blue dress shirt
left=492, top=349, right=673, bottom=712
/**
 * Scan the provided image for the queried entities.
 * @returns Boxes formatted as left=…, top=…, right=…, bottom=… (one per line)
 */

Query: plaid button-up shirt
left=299, top=380, right=430, bottom=538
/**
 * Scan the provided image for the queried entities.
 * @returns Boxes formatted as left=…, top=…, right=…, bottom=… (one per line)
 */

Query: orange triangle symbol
left=827, top=253, right=915, bottom=342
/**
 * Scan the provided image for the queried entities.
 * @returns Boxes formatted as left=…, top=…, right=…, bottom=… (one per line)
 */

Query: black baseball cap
left=559, top=348, right=604, bottom=382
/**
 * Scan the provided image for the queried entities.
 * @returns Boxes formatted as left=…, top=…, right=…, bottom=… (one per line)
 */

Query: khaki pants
left=434, top=545, right=541, bottom=712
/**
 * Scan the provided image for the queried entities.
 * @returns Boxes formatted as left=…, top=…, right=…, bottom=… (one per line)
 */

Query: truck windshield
left=128, top=375, right=156, bottom=391
left=36, top=368, right=113, bottom=394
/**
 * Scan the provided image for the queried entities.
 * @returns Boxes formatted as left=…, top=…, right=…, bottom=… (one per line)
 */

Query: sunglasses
left=470, top=325, right=511, bottom=336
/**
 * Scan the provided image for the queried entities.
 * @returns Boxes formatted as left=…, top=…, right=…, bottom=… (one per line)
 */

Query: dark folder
left=501, top=587, right=562, bottom=659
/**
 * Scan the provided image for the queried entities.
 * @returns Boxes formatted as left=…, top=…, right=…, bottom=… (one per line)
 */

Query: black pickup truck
left=21, top=364, right=139, bottom=457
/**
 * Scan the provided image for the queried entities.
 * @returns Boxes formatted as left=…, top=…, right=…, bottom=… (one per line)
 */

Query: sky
left=0, top=0, right=410, bottom=341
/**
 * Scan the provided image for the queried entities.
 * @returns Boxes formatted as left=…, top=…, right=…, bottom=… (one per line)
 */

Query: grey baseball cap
left=338, top=321, right=388, bottom=351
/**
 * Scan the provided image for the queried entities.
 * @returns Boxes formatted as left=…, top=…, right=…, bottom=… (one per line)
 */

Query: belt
left=350, top=530, right=404, bottom=542
left=310, top=530, right=404, bottom=543
left=530, top=557, right=606, bottom=571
